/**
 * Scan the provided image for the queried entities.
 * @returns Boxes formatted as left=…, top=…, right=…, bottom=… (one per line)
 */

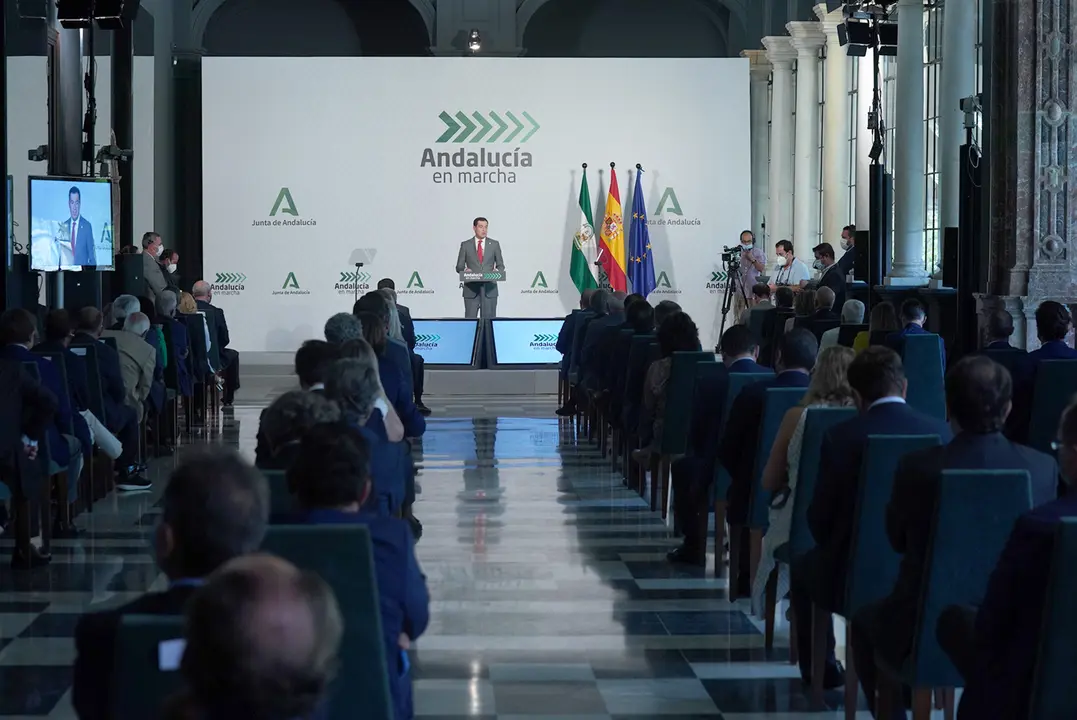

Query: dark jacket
left=886, top=322, right=947, bottom=371
left=0, top=358, right=55, bottom=482
left=959, top=490, right=1077, bottom=720
left=818, top=263, right=847, bottom=310
left=71, top=332, right=127, bottom=428
left=556, top=310, right=580, bottom=377
left=836, top=244, right=857, bottom=277
left=33, top=339, right=91, bottom=413
left=72, top=584, right=199, bottom=720
left=379, top=352, right=425, bottom=438
left=396, top=304, right=416, bottom=353
left=691, top=357, right=766, bottom=469
left=195, top=299, right=230, bottom=350
left=875, top=432, right=1058, bottom=663
left=807, top=399, right=952, bottom=595
left=384, top=339, right=414, bottom=401
left=581, top=312, right=624, bottom=391
left=1029, top=339, right=1077, bottom=365
left=719, top=370, right=811, bottom=524
left=164, top=317, right=193, bottom=397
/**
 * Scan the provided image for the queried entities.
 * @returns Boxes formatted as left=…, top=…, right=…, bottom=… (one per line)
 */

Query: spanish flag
left=599, top=165, right=628, bottom=292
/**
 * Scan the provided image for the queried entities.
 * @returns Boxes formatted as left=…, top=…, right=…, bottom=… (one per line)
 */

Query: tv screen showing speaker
left=411, top=319, right=480, bottom=366
left=28, top=176, right=114, bottom=271
left=490, top=319, right=563, bottom=366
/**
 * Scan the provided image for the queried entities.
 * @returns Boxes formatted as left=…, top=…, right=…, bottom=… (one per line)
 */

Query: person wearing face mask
left=160, top=248, right=181, bottom=292
left=836, top=224, right=857, bottom=277
left=141, top=231, right=170, bottom=305
left=812, top=242, right=847, bottom=311
left=733, top=230, right=767, bottom=320
left=772, top=240, right=810, bottom=289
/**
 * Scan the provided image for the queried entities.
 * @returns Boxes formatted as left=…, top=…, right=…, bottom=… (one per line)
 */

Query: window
left=923, top=0, right=944, bottom=274
left=848, top=55, right=859, bottom=226
left=818, top=43, right=827, bottom=246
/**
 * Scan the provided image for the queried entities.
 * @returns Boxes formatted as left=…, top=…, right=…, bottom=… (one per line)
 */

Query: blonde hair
left=803, top=346, right=856, bottom=406
left=177, top=291, right=198, bottom=314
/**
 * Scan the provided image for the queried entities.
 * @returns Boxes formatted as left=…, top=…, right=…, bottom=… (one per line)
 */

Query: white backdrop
left=202, top=57, right=749, bottom=352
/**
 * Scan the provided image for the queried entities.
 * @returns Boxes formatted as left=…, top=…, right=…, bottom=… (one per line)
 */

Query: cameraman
left=734, top=230, right=766, bottom=319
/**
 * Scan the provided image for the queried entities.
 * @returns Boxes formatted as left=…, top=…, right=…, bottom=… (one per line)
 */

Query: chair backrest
left=159, top=323, right=179, bottom=391
left=21, top=362, right=53, bottom=476
left=868, top=329, right=890, bottom=346
left=908, top=469, right=1032, bottom=687
left=982, top=347, right=1027, bottom=378
left=182, top=314, right=211, bottom=379
left=110, top=614, right=186, bottom=720
left=568, top=311, right=596, bottom=379
left=838, top=324, right=869, bottom=348
left=786, top=406, right=858, bottom=557
left=845, top=434, right=942, bottom=616
left=687, top=361, right=723, bottom=454
left=712, top=371, right=774, bottom=494
left=32, top=350, right=75, bottom=436
left=659, top=351, right=716, bottom=455
left=622, top=334, right=657, bottom=429
left=262, top=469, right=292, bottom=517
left=747, top=307, right=776, bottom=345
left=69, top=342, right=107, bottom=425
left=747, top=387, right=807, bottom=528
left=261, top=525, right=393, bottom=720
left=1028, top=360, right=1077, bottom=454
left=902, top=333, right=946, bottom=420
left=1028, top=519, right=1077, bottom=720
left=100, top=335, right=118, bottom=351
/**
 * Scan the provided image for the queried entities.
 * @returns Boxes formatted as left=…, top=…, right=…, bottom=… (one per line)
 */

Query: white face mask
left=813, top=258, right=826, bottom=271
left=840, top=239, right=851, bottom=251
left=166, top=263, right=177, bottom=274
left=775, top=255, right=788, bottom=267
left=741, top=243, right=753, bottom=251
left=154, top=244, right=163, bottom=257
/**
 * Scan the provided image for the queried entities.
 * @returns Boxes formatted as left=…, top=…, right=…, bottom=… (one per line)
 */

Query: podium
left=459, top=270, right=507, bottom=283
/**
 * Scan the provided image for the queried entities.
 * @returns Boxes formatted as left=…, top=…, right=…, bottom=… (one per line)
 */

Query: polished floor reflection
left=0, top=397, right=874, bottom=718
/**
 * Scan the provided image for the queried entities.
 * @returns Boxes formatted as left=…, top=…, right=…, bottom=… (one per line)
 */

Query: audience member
left=555, top=290, right=596, bottom=416
left=820, top=299, right=865, bottom=352
left=581, top=291, right=627, bottom=391
left=0, top=308, right=88, bottom=527
left=192, top=280, right=240, bottom=406
left=294, top=340, right=340, bottom=392
left=377, top=279, right=427, bottom=415
left=103, top=311, right=158, bottom=422
left=353, top=291, right=414, bottom=401
left=636, top=311, right=700, bottom=458
left=753, top=346, right=856, bottom=614
left=979, top=309, right=1034, bottom=441
left=354, top=313, right=424, bottom=438
left=338, top=336, right=408, bottom=442
left=605, top=298, right=653, bottom=426
left=177, top=291, right=215, bottom=372
left=164, top=554, right=339, bottom=720
left=886, top=298, right=946, bottom=371
left=937, top=396, right=1077, bottom=719
left=790, top=347, right=951, bottom=689
left=284, top=423, right=430, bottom=719
left=653, top=299, right=682, bottom=329
left=160, top=248, right=181, bottom=291
left=773, top=240, right=811, bottom=289
left=850, top=354, right=1058, bottom=716
left=73, top=447, right=269, bottom=720
left=157, top=290, right=193, bottom=398
left=719, top=329, right=817, bottom=594
left=739, top=283, right=773, bottom=325
left=596, top=294, right=644, bottom=394
left=324, top=312, right=364, bottom=345
left=669, top=324, right=766, bottom=566
left=786, top=289, right=817, bottom=333
left=812, top=242, right=847, bottom=310
left=774, top=286, right=795, bottom=311
left=379, top=287, right=406, bottom=345
left=1029, top=300, right=1077, bottom=363
left=618, top=299, right=661, bottom=437
left=855, top=300, right=901, bottom=352
left=255, top=391, right=342, bottom=470
left=812, top=286, right=839, bottom=321
left=141, top=231, right=169, bottom=304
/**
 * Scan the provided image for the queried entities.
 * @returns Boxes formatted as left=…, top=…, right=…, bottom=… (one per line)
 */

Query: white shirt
left=869, top=396, right=907, bottom=410
left=775, top=257, right=811, bottom=286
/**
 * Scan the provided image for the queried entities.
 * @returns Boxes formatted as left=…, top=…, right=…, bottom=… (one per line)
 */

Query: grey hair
left=379, top=290, right=404, bottom=343
left=324, top=358, right=381, bottom=424
left=589, top=289, right=610, bottom=315
left=141, top=232, right=159, bottom=249
left=112, top=294, right=141, bottom=324
left=191, top=281, right=211, bottom=299
left=324, top=313, right=364, bottom=345
left=261, top=391, right=341, bottom=453
left=156, top=290, right=179, bottom=318
left=841, top=299, right=866, bottom=325
left=124, top=311, right=151, bottom=336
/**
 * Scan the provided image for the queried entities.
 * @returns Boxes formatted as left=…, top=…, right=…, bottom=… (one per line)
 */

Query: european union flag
left=628, top=169, right=656, bottom=298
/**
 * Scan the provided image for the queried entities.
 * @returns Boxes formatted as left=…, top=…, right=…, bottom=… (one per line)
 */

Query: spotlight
left=468, top=29, right=481, bottom=53
left=57, top=0, right=139, bottom=30
left=836, top=1, right=898, bottom=57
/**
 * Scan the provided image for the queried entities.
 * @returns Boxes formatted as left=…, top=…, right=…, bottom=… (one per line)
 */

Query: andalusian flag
left=570, top=167, right=600, bottom=293
left=599, top=165, right=628, bottom=292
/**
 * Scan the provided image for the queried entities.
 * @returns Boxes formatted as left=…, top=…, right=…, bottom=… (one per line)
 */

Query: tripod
left=718, top=259, right=750, bottom=342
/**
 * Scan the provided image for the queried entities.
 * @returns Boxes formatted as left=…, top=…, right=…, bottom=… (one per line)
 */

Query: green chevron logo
left=415, top=334, right=441, bottom=345
left=339, top=271, right=372, bottom=284
left=709, top=271, right=728, bottom=283
left=436, top=111, right=540, bottom=143
left=532, top=334, right=558, bottom=343
left=214, top=272, right=247, bottom=284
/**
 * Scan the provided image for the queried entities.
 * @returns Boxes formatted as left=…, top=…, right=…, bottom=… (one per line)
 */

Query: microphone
left=594, top=247, right=606, bottom=266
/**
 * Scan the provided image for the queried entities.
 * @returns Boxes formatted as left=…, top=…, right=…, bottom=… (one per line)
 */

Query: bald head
left=178, top=553, right=342, bottom=719
left=816, top=286, right=836, bottom=311
left=191, top=281, right=211, bottom=300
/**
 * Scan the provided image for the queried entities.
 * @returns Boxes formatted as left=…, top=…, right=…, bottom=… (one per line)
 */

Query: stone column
left=815, top=4, right=852, bottom=251
left=742, top=49, right=772, bottom=242
left=938, top=0, right=976, bottom=234
left=888, top=0, right=928, bottom=285
left=788, top=22, right=826, bottom=250
left=762, top=35, right=797, bottom=247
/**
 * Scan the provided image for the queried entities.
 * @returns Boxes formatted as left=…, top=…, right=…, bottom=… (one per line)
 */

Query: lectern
left=459, top=270, right=507, bottom=283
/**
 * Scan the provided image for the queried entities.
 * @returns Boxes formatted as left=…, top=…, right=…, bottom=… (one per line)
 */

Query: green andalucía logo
left=255, top=188, right=317, bottom=228
left=707, top=270, right=728, bottom=294
left=522, top=270, right=557, bottom=295
left=436, top=111, right=540, bottom=144
left=650, top=187, right=702, bottom=228
left=653, top=271, right=683, bottom=296
left=273, top=272, right=310, bottom=297
left=336, top=270, right=371, bottom=296
left=655, top=187, right=683, bottom=216
left=399, top=271, right=433, bottom=295
left=211, top=272, right=246, bottom=296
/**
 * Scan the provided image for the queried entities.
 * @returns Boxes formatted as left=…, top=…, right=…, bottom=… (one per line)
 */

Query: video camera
left=720, top=245, right=743, bottom=267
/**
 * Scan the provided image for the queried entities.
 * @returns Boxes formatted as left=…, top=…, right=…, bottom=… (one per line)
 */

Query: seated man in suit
left=580, top=291, right=628, bottom=392
left=938, top=398, right=1077, bottom=719
left=719, top=328, right=816, bottom=594
left=283, top=423, right=430, bottom=720
left=886, top=298, right=946, bottom=371
left=670, top=324, right=767, bottom=566
left=790, top=347, right=952, bottom=689
left=851, top=354, right=1058, bottom=716
left=820, top=299, right=865, bottom=352
left=103, top=312, right=157, bottom=424
left=607, top=299, right=653, bottom=425
left=157, top=290, right=192, bottom=398
left=738, top=283, right=774, bottom=325
left=811, top=286, right=840, bottom=323
left=1029, top=300, right=1077, bottom=364
left=0, top=357, right=56, bottom=568
left=813, top=242, right=847, bottom=311
left=0, top=308, right=89, bottom=533
left=73, top=447, right=269, bottom=720
left=377, top=278, right=429, bottom=416
left=978, top=308, right=1034, bottom=442
left=165, top=554, right=339, bottom=720
left=555, top=290, right=595, bottom=415
left=192, top=280, right=240, bottom=406
left=353, top=291, right=413, bottom=402
left=72, top=307, right=149, bottom=491
left=35, top=310, right=91, bottom=413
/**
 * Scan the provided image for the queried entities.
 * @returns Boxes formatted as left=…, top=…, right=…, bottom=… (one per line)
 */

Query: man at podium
left=455, top=217, right=506, bottom=318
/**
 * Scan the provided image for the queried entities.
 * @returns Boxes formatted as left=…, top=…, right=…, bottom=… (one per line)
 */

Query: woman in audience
left=337, top=337, right=407, bottom=441
left=256, top=390, right=341, bottom=469
left=751, top=345, right=856, bottom=615
left=379, top=288, right=406, bottom=344
left=784, top=288, right=816, bottom=333
left=634, top=311, right=700, bottom=460
left=355, top=313, right=425, bottom=438
left=854, top=300, right=900, bottom=352
left=177, top=290, right=214, bottom=364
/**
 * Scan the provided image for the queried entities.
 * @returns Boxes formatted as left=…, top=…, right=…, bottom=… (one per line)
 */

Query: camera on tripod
left=720, top=245, right=742, bottom=266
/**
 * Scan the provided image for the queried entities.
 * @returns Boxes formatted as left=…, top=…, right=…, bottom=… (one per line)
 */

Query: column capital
left=740, top=49, right=772, bottom=82
left=762, top=35, right=798, bottom=68
left=813, top=4, right=845, bottom=40
left=786, top=21, right=826, bottom=55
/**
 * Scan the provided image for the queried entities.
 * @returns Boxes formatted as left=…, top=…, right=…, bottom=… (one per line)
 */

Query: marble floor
left=0, top=392, right=886, bottom=719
